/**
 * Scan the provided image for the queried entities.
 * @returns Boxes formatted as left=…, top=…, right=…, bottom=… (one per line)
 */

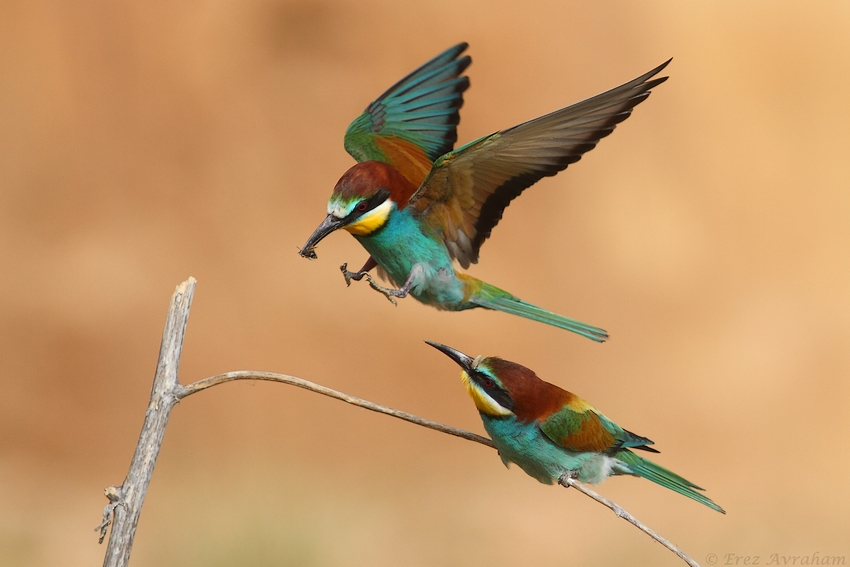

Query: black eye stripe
left=473, top=371, right=494, bottom=387
left=343, top=188, right=391, bottom=223
left=471, top=371, right=514, bottom=411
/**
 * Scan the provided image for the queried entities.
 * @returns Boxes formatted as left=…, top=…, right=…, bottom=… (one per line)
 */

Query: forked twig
left=98, top=278, right=702, bottom=567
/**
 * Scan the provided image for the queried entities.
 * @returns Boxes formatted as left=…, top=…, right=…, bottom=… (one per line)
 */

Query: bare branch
left=559, top=474, right=701, bottom=567
left=178, top=371, right=495, bottom=448
left=98, top=278, right=702, bottom=567
left=99, top=277, right=196, bottom=567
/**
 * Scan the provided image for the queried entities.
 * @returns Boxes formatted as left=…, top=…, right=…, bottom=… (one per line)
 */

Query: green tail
left=471, top=282, right=608, bottom=342
left=616, top=450, right=725, bottom=513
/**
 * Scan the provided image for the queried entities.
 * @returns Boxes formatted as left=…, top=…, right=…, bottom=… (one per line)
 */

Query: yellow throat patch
left=460, top=370, right=514, bottom=417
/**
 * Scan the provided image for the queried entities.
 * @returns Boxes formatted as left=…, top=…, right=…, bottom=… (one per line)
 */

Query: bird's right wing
left=344, top=43, right=471, bottom=187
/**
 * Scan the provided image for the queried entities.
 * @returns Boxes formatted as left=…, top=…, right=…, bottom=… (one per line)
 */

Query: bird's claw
left=339, top=263, right=400, bottom=305
left=558, top=470, right=579, bottom=488
left=340, top=263, right=356, bottom=287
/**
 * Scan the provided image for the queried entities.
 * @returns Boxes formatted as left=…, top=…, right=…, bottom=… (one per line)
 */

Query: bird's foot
left=339, top=263, right=401, bottom=306
left=558, top=470, right=579, bottom=488
left=340, top=263, right=365, bottom=286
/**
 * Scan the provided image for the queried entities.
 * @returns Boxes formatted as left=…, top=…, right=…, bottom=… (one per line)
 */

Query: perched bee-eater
left=300, top=43, right=670, bottom=342
left=426, top=341, right=725, bottom=513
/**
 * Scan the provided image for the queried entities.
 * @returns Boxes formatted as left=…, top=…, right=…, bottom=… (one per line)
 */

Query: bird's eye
left=481, top=377, right=495, bottom=388
left=356, top=202, right=368, bottom=212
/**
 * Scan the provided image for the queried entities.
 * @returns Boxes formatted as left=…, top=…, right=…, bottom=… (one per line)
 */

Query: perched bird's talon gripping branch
left=298, top=43, right=670, bottom=342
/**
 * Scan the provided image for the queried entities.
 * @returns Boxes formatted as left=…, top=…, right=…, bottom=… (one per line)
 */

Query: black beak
left=299, top=214, right=345, bottom=259
left=425, top=341, right=476, bottom=373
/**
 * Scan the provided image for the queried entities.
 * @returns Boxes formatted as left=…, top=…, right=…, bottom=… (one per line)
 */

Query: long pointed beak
left=299, top=214, right=345, bottom=259
left=425, top=341, right=476, bottom=373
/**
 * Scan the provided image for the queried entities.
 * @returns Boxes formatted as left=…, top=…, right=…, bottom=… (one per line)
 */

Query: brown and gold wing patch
left=373, top=136, right=433, bottom=189
left=540, top=407, right=616, bottom=453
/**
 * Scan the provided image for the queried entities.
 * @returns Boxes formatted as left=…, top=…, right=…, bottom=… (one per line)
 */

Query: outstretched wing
left=539, top=399, right=656, bottom=454
left=344, top=43, right=471, bottom=187
left=408, top=59, right=671, bottom=268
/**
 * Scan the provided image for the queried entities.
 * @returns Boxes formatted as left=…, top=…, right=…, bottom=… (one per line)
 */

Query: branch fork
left=98, top=277, right=703, bottom=567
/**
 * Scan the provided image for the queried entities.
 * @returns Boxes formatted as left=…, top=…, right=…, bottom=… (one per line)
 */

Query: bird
left=425, top=341, right=725, bottom=513
left=299, top=43, right=670, bottom=342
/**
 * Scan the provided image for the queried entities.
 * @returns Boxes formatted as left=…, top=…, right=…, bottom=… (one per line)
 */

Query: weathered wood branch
left=97, top=277, right=702, bottom=567
left=178, top=371, right=494, bottom=446
left=98, top=277, right=195, bottom=567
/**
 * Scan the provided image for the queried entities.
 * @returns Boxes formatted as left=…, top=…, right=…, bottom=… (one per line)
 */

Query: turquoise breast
left=354, top=208, right=466, bottom=308
left=481, top=415, right=599, bottom=485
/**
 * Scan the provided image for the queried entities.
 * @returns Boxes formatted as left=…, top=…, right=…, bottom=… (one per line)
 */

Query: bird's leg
left=385, top=264, right=422, bottom=299
left=339, top=263, right=423, bottom=306
left=341, top=257, right=377, bottom=286
left=339, top=262, right=400, bottom=305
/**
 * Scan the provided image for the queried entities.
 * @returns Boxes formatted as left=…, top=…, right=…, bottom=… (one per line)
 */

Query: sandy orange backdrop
left=1, top=1, right=848, bottom=566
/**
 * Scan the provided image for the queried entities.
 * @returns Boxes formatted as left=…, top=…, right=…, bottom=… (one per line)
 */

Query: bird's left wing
left=539, top=401, right=619, bottom=453
left=408, top=59, right=670, bottom=268
left=539, top=399, right=655, bottom=454
left=344, top=43, right=471, bottom=187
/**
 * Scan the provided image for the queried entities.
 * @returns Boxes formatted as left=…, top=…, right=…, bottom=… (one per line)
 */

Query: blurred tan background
left=2, top=1, right=849, bottom=566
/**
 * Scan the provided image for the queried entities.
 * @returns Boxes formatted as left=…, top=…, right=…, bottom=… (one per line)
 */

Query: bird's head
left=425, top=341, right=518, bottom=417
left=299, top=161, right=416, bottom=259
left=426, top=341, right=577, bottom=422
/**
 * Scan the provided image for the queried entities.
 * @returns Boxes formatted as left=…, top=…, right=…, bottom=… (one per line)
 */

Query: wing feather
left=539, top=405, right=617, bottom=453
left=409, top=59, right=671, bottom=267
left=539, top=403, right=656, bottom=454
left=344, top=44, right=471, bottom=186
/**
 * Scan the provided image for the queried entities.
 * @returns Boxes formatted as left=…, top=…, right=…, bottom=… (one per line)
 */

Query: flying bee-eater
left=300, top=43, right=670, bottom=342
left=426, top=341, right=725, bottom=513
